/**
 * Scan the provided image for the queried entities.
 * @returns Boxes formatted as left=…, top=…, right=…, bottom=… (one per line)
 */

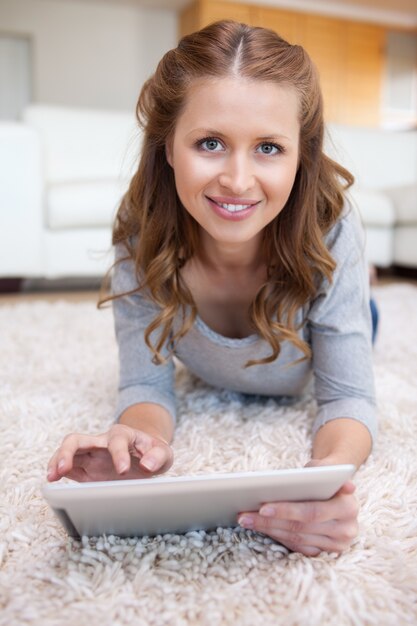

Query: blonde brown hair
left=99, top=19, right=353, bottom=367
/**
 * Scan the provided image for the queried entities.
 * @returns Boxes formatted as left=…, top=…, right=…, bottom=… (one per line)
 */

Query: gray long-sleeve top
left=112, top=206, right=377, bottom=445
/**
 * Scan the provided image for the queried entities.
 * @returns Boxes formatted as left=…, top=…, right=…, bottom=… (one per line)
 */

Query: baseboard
left=378, top=265, right=417, bottom=280
left=0, top=278, right=23, bottom=293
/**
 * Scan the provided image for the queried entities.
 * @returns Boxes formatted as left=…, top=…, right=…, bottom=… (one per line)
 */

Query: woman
left=47, top=20, right=376, bottom=556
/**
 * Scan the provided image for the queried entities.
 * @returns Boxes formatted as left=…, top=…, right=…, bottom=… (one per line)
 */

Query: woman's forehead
left=176, top=77, right=300, bottom=139
left=185, top=75, right=298, bottom=100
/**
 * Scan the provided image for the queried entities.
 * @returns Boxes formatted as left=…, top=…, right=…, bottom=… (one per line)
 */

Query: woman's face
left=166, top=76, right=300, bottom=250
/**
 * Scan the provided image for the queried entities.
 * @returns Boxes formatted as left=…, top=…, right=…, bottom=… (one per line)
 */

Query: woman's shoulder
left=112, top=237, right=156, bottom=309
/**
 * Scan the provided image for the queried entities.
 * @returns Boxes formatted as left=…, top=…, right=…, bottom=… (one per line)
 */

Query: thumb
left=337, top=481, right=356, bottom=495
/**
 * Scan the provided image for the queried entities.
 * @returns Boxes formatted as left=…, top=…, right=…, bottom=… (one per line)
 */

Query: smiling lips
left=206, top=195, right=260, bottom=220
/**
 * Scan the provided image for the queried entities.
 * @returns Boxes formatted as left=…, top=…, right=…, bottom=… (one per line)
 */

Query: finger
left=130, top=428, right=173, bottom=472
left=297, top=546, right=322, bottom=557
left=131, top=429, right=157, bottom=457
left=47, top=450, right=62, bottom=481
left=48, top=433, right=108, bottom=478
left=139, top=444, right=172, bottom=473
left=107, top=431, right=135, bottom=474
left=48, top=453, right=91, bottom=482
left=250, top=494, right=358, bottom=524
left=251, top=517, right=358, bottom=542
left=238, top=515, right=353, bottom=554
left=107, top=426, right=156, bottom=473
left=256, top=525, right=351, bottom=554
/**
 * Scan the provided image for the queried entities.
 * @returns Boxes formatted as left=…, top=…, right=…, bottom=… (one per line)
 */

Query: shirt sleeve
left=306, top=206, right=377, bottom=446
left=111, top=242, right=176, bottom=423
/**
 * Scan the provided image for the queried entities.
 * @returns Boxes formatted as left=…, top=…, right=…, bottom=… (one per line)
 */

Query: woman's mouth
left=216, top=202, right=254, bottom=213
left=206, top=196, right=260, bottom=220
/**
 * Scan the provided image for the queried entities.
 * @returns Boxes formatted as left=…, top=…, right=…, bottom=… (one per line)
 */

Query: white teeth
left=219, top=202, right=252, bottom=212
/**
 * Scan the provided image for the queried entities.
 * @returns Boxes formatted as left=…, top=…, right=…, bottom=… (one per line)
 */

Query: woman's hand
left=46, top=423, right=174, bottom=482
left=237, top=459, right=359, bottom=556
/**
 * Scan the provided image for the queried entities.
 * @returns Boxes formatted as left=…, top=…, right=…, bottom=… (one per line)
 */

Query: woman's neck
left=196, top=229, right=265, bottom=275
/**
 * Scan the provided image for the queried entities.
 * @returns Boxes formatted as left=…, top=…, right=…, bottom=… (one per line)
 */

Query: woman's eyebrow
left=187, top=128, right=292, bottom=141
left=186, top=127, right=224, bottom=138
left=257, top=134, right=292, bottom=142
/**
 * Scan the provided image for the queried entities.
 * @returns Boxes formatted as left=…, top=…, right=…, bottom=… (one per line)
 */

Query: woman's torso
left=180, top=259, right=267, bottom=340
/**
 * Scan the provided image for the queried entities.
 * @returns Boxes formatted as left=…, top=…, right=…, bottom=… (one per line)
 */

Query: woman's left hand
left=237, top=459, right=359, bottom=556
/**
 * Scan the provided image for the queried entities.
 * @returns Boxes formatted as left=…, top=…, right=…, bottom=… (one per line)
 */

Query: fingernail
left=260, top=506, right=275, bottom=517
left=47, top=468, right=53, bottom=479
left=118, top=461, right=128, bottom=474
left=238, top=515, right=254, bottom=529
left=142, top=458, right=156, bottom=471
left=58, top=459, right=65, bottom=470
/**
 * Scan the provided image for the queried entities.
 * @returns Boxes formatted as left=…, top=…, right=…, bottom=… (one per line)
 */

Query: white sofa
left=326, top=124, right=417, bottom=269
left=0, top=105, right=139, bottom=279
left=0, top=105, right=416, bottom=280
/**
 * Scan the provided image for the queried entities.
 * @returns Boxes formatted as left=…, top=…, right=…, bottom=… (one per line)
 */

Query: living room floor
left=0, top=277, right=104, bottom=304
left=0, top=275, right=416, bottom=306
left=0, top=276, right=417, bottom=306
left=0, top=290, right=100, bottom=304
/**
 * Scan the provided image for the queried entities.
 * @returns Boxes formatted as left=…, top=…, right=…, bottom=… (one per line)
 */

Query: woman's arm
left=311, top=417, right=372, bottom=469
left=119, top=402, right=175, bottom=445
left=112, top=246, right=177, bottom=427
left=237, top=212, right=375, bottom=555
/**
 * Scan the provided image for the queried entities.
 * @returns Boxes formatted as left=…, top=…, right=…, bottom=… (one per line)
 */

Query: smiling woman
left=165, top=78, right=300, bottom=248
left=47, top=20, right=377, bottom=558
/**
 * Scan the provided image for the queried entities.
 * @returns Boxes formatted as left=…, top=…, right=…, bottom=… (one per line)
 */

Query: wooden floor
left=0, top=277, right=104, bottom=304
left=0, top=290, right=101, bottom=304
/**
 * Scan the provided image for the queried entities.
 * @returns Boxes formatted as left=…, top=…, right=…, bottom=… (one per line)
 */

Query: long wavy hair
left=99, top=19, right=354, bottom=367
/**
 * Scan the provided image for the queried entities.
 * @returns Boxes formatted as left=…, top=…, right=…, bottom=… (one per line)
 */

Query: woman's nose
left=218, top=153, right=255, bottom=194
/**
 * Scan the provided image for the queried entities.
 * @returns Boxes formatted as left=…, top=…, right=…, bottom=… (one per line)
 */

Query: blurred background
left=0, top=0, right=416, bottom=300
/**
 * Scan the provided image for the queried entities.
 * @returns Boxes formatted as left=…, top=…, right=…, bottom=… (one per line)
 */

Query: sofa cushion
left=326, top=124, right=417, bottom=190
left=348, top=187, right=396, bottom=227
left=23, top=105, right=139, bottom=184
left=383, top=184, right=417, bottom=225
left=47, top=179, right=128, bottom=229
left=394, top=226, right=417, bottom=267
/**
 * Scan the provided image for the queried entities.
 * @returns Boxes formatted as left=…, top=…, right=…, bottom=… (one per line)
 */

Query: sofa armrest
left=347, top=187, right=396, bottom=268
left=0, top=123, right=44, bottom=277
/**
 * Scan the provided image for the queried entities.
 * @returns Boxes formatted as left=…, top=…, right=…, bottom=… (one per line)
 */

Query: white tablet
left=42, top=464, right=355, bottom=538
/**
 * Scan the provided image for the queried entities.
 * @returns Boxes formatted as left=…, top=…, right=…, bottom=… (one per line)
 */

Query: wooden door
left=180, top=0, right=259, bottom=37
left=256, top=7, right=302, bottom=44
left=299, top=14, right=347, bottom=123
left=344, top=22, right=385, bottom=126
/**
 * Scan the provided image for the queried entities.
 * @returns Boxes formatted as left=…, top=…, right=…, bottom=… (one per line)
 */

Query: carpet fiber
left=1, top=283, right=416, bottom=626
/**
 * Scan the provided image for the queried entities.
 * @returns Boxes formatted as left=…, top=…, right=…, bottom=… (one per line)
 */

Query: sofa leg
left=0, top=278, right=23, bottom=293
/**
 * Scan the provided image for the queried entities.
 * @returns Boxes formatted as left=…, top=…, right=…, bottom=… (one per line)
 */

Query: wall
left=237, top=0, right=417, bottom=28
left=0, top=0, right=177, bottom=111
left=383, top=31, right=417, bottom=128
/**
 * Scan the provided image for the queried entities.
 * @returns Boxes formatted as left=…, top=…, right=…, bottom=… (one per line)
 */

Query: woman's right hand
left=46, top=423, right=174, bottom=482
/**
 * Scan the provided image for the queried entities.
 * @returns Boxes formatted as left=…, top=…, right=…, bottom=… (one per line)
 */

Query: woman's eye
left=199, top=138, right=223, bottom=152
left=257, top=143, right=281, bottom=155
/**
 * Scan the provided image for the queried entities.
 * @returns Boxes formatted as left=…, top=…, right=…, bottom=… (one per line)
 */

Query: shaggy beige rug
left=1, top=283, right=416, bottom=626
